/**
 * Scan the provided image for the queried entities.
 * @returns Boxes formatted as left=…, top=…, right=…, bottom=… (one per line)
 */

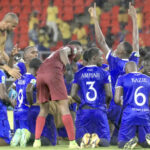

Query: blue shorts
left=118, top=122, right=150, bottom=143
left=75, top=109, right=110, bottom=142
left=14, top=110, right=29, bottom=131
left=28, top=106, right=57, bottom=146
left=0, top=118, right=11, bottom=144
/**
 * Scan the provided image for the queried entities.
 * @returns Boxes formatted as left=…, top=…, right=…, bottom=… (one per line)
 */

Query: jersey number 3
left=86, top=81, right=97, bottom=101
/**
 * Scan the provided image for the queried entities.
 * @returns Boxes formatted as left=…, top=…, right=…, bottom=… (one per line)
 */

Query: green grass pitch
left=0, top=145, right=146, bottom=150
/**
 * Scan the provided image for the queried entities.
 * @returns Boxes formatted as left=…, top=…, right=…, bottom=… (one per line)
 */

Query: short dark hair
left=87, top=47, right=100, bottom=61
left=139, top=47, right=146, bottom=57
left=68, top=40, right=81, bottom=46
left=123, top=41, right=133, bottom=55
left=29, top=58, right=42, bottom=70
left=23, top=46, right=36, bottom=58
left=83, top=50, right=89, bottom=62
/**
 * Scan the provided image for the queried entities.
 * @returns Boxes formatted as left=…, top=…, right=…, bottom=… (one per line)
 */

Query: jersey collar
left=86, top=65, right=97, bottom=67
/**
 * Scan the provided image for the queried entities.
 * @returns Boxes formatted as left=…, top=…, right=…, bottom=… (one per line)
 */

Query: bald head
left=3, top=12, right=18, bottom=23
left=2, top=12, right=18, bottom=31
left=125, top=61, right=137, bottom=74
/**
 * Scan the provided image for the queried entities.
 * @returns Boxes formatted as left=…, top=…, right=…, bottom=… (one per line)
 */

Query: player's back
left=15, top=73, right=36, bottom=110
left=119, top=72, right=150, bottom=125
left=75, top=65, right=110, bottom=109
left=107, top=51, right=139, bottom=87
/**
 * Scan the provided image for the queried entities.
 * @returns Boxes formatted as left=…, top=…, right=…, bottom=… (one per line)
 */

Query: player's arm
left=60, top=47, right=72, bottom=66
left=88, top=3, right=111, bottom=56
left=60, top=47, right=75, bottom=81
left=26, top=83, right=34, bottom=106
left=70, top=83, right=81, bottom=103
left=104, top=83, right=112, bottom=104
left=128, top=2, right=139, bottom=53
left=114, top=86, right=123, bottom=106
left=0, top=64, right=21, bottom=79
left=8, top=44, right=21, bottom=68
left=0, top=83, right=15, bottom=107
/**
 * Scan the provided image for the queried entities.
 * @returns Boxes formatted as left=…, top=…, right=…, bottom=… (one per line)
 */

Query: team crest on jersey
left=30, top=79, right=36, bottom=85
left=73, top=48, right=77, bottom=54
left=1, top=76, right=5, bottom=83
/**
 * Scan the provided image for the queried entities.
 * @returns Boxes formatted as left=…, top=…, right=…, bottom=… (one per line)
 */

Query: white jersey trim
left=106, top=51, right=111, bottom=60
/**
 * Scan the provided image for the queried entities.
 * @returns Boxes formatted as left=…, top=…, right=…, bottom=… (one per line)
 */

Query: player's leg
left=33, top=102, right=49, bottom=147
left=33, top=75, right=50, bottom=148
left=90, top=109, right=110, bottom=148
left=0, top=138, right=9, bottom=146
left=138, top=126, right=150, bottom=148
left=75, top=109, right=91, bottom=148
left=20, top=118, right=31, bottom=147
left=56, top=99, right=78, bottom=148
left=41, top=114, right=57, bottom=146
left=11, top=117, right=22, bottom=147
left=110, top=127, right=119, bottom=145
left=108, top=101, right=122, bottom=145
left=118, top=122, right=137, bottom=149
left=0, top=119, right=11, bottom=146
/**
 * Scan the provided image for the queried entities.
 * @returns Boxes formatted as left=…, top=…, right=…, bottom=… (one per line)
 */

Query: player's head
left=23, top=46, right=38, bottom=64
left=116, top=41, right=133, bottom=58
left=29, top=58, right=42, bottom=76
left=68, top=40, right=83, bottom=62
left=82, top=50, right=89, bottom=66
left=143, top=54, right=150, bottom=76
left=125, top=61, right=137, bottom=74
left=87, top=47, right=103, bottom=66
left=2, top=12, right=18, bottom=31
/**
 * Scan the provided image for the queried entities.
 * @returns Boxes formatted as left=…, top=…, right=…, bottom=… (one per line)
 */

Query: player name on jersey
left=18, top=80, right=25, bottom=85
left=81, top=73, right=100, bottom=79
left=132, top=108, right=149, bottom=112
left=131, top=78, right=147, bottom=83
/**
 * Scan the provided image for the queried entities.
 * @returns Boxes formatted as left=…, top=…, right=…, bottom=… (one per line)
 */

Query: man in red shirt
left=33, top=41, right=82, bottom=148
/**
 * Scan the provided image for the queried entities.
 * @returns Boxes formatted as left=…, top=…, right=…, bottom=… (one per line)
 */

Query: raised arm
left=128, top=2, right=139, bottom=53
left=88, top=3, right=111, bottom=56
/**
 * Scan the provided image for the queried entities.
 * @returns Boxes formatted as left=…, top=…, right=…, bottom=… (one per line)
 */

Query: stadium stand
left=0, top=0, right=149, bottom=50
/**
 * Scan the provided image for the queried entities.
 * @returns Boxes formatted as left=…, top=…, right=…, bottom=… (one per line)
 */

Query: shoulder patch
left=1, top=76, right=5, bottom=84
left=30, top=79, right=36, bottom=85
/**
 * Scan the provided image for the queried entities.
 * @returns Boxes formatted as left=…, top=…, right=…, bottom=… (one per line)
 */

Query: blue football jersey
left=76, top=62, right=84, bottom=70
left=129, top=52, right=139, bottom=65
left=64, top=78, right=73, bottom=95
left=116, top=72, right=150, bottom=125
left=15, top=61, right=27, bottom=76
left=101, top=64, right=109, bottom=70
left=106, top=51, right=139, bottom=87
left=73, top=65, right=111, bottom=109
left=14, top=73, right=36, bottom=110
left=0, top=69, right=7, bottom=119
